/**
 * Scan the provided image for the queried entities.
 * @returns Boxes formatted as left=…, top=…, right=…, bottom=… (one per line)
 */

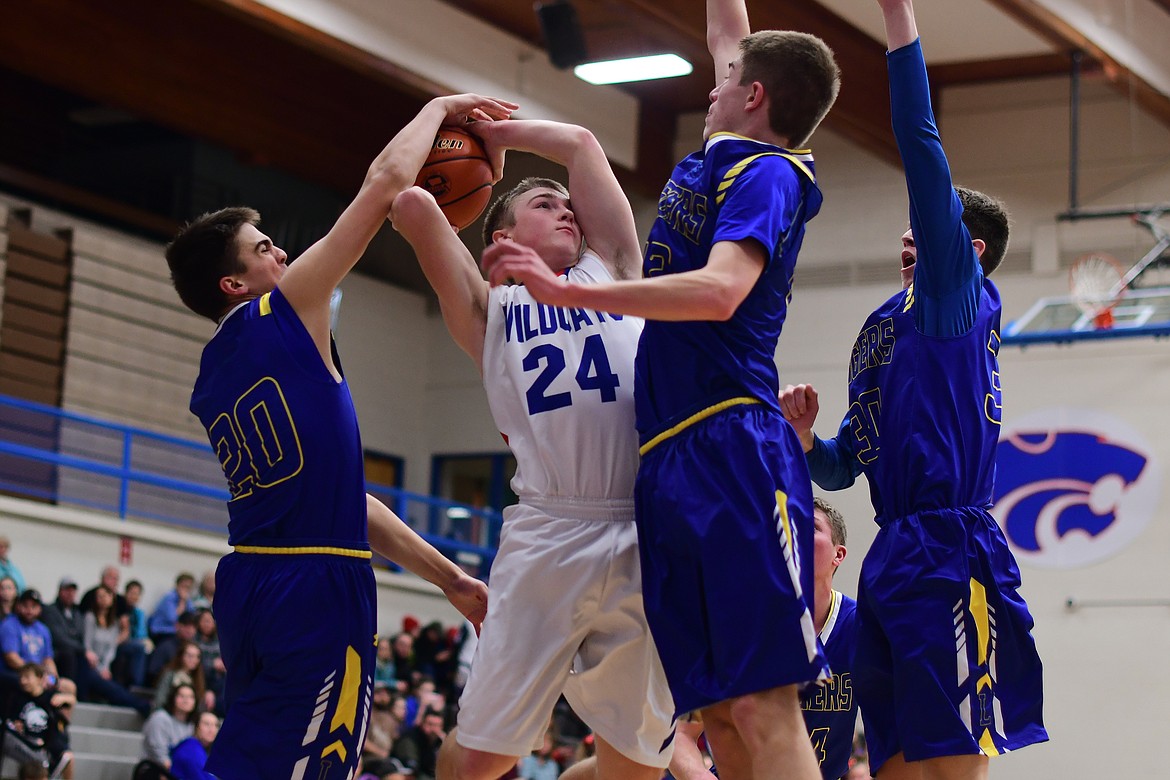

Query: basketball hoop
left=1069, top=252, right=1125, bottom=329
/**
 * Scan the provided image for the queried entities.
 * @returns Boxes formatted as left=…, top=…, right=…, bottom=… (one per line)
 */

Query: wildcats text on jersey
left=657, top=178, right=708, bottom=245
left=502, top=300, right=625, bottom=344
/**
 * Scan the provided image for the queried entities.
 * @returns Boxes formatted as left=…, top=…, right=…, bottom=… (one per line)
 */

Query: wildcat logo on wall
left=992, top=408, right=1161, bottom=568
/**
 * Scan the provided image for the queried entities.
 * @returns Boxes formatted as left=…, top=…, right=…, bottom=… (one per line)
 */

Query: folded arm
left=473, top=120, right=641, bottom=280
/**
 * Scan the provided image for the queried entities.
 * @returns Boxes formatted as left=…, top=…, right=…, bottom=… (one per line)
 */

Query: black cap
left=18, top=589, right=41, bottom=605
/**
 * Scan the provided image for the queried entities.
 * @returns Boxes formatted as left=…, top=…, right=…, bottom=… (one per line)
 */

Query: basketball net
left=1069, top=252, right=1125, bottom=330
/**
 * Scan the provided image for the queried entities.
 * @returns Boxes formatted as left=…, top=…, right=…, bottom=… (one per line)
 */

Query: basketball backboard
left=1003, top=287, right=1170, bottom=345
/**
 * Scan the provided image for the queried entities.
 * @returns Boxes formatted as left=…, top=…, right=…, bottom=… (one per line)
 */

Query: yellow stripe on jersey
left=639, top=397, right=762, bottom=456
left=969, top=577, right=991, bottom=666
left=715, top=152, right=816, bottom=206
left=979, top=728, right=1002, bottom=757
left=776, top=489, right=794, bottom=559
left=233, top=545, right=372, bottom=559
left=259, top=292, right=273, bottom=316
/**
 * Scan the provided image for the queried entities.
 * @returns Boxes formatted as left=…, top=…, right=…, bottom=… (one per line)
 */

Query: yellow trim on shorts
left=233, top=545, right=372, bottom=559
left=639, top=397, right=762, bottom=456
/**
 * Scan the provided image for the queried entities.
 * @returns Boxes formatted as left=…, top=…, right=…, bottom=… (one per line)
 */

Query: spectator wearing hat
left=0, top=590, right=73, bottom=697
left=41, top=578, right=85, bottom=682
left=0, top=537, right=26, bottom=594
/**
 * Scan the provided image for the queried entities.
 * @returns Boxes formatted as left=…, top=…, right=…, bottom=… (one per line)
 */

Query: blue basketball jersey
left=634, top=133, right=822, bottom=444
left=190, top=287, right=368, bottom=548
left=801, top=590, right=858, bottom=780
left=807, top=40, right=1003, bottom=524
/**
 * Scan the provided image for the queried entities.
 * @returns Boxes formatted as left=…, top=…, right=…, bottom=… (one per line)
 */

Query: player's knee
left=438, top=738, right=517, bottom=780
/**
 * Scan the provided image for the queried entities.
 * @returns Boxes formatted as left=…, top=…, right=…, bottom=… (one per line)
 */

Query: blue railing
left=0, top=394, right=502, bottom=575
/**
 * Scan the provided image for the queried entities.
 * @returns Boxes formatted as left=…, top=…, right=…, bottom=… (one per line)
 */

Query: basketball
left=414, top=126, right=493, bottom=231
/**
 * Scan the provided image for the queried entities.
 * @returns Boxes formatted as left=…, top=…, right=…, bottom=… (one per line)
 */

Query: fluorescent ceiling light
left=574, top=53, right=693, bottom=85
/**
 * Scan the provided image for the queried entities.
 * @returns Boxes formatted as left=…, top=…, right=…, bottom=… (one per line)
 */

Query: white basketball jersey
left=482, top=250, right=643, bottom=501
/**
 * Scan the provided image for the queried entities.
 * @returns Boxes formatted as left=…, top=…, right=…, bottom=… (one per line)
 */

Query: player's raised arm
left=279, top=94, right=516, bottom=342
left=471, top=120, right=641, bottom=280
left=707, top=0, right=751, bottom=85
left=877, top=0, right=980, bottom=335
left=391, top=187, right=491, bottom=370
left=366, top=494, right=489, bottom=631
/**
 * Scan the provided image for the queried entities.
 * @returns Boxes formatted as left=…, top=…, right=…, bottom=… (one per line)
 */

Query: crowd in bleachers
left=0, top=534, right=584, bottom=780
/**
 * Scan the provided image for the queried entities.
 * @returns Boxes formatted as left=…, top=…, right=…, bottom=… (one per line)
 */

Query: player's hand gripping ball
left=414, top=126, right=494, bottom=231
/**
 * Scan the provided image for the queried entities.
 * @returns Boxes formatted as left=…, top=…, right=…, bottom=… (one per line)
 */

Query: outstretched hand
left=779, top=383, right=819, bottom=452
left=443, top=574, right=489, bottom=635
left=482, top=239, right=574, bottom=307
left=439, top=94, right=519, bottom=126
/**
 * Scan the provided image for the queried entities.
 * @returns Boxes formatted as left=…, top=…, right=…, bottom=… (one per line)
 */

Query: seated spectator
left=1, top=662, right=74, bottom=779
left=405, top=677, right=443, bottom=729
left=374, top=637, right=396, bottom=690
left=148, top=612, right=197, bottom=685
left=153, top=640, right=212, bottom=714
left=113, top=580, right=151, bottom=688
left=83, top=585, right=122, bottom=681
left=390, top=708, right=445, bottom=780
left=0, top=590, right=74, bottom=698
left=0, top=576, right=19, bottom=620
left=169, top=710, right=219, bottom=780
left=362, top=682, right=401, bottom=778
left=0, top=536, right=26, bottom=594
left=191, top=609, right=224, bottom=710
left=390, top=631, right=416, bottom=687
left=412, top=622, right=451, bottom=683
left=148, top=573, right=194, bottom=645
left=141, top=683, right=196, bottom=771
left=45, top=582, right=147, bottom=717
left=79, top=567, right=129, bottom=624
left=40, top=579, right=84, bottom=683
left=188, top=572, right=215, bottom=613
left=517, top=732, right=559, bottom=780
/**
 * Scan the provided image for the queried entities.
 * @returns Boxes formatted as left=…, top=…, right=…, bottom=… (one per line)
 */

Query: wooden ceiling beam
left=984, top=0, right=1170, bottom=128
left=930, top=52, right=1082, bottom=87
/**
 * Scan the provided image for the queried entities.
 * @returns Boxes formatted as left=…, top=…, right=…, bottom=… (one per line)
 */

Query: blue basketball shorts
left=855, top=506, right=1048, bottom=772
left=208, top=550, right=378, bottom=780
left=635, top=403, right=827, bottom=715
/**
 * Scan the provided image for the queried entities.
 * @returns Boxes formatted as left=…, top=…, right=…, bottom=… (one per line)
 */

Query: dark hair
left=92, top=584, right=116, bottom=628
left=813, top=496, right=847, bottom=547
left=955, top=186, right=1010, bottom=276
left=738, top=31, right=840, bottom=148
left=126, top=579, right=143, bottom=592
left=165, top=640, right=208, bottom=704
left=165, top=207, right=260, bottom=321
left=18, top=662, right=44, bottom=678
left=481, top=178, right=570, bottom=247
left=164, top=682, right=198, bottom=722
left=176, top=611, right=199, bottom=627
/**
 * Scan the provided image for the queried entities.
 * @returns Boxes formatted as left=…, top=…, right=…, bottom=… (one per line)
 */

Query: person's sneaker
left=49, top=751, right=71, bottom=779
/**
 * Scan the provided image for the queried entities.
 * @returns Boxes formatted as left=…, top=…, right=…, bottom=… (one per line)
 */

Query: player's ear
left=219, top=275, right=246, bottom=297
left=972, top=238, right=987, bottom=259
left=834, top=545, right=847, bottom=569
left=746, top=80, right=766, bottom=111
left=491, top=227, right=511, bottom=244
